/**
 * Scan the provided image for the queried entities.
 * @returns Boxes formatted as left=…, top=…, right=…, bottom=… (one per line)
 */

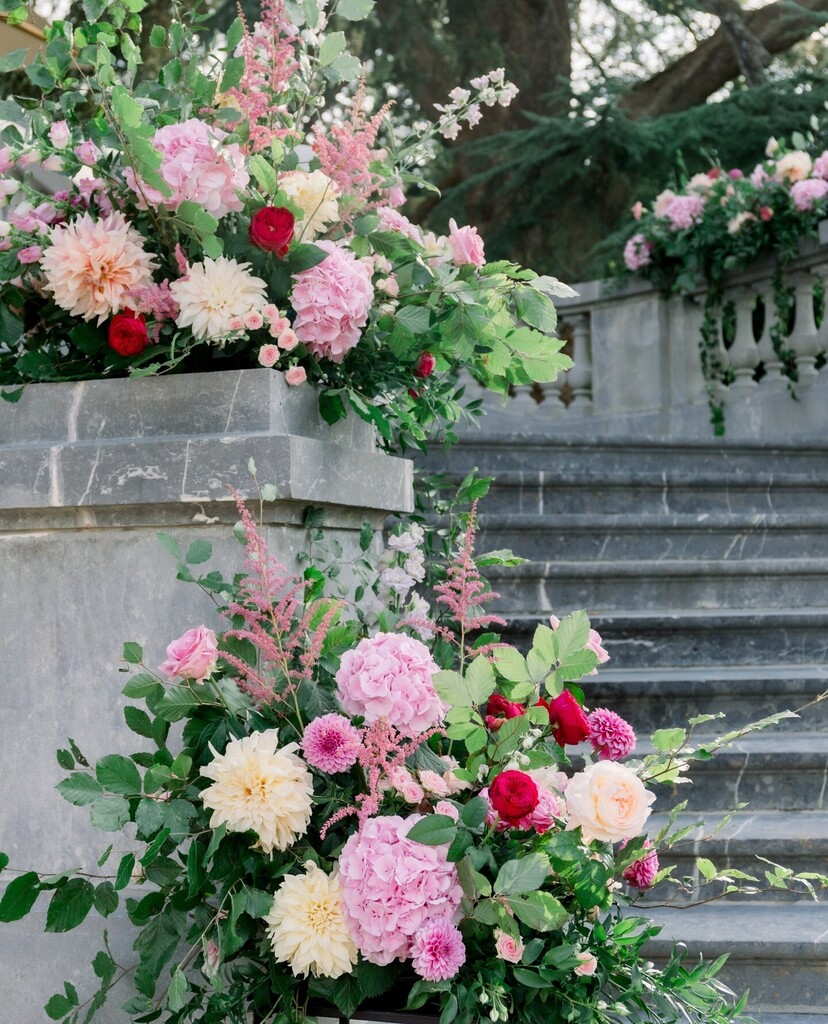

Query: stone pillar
left=0, top=369, right=413, bottom=1018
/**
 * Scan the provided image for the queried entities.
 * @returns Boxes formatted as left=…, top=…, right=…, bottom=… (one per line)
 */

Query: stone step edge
left=647, top=810, right=828, bottom=853
left=503, top=608, right=828, bottom=626
left=594, top=664, right=828, bottom=685
left=475, top=511, right=828, bottom=531
left=486, top=558, right=828, bottom=579
left=438, top=468, right=828, bottom=488
left=435, top=434, right=828, bottom=454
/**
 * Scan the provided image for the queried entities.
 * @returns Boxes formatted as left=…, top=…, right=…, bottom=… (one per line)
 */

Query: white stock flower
left=171, top=257, right=267, bottom=341
left=200, top=729, right=314, bottom=854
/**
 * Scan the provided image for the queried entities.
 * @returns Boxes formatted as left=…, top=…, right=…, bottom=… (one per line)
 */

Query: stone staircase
left=426, top=434, right=828, bottom=1021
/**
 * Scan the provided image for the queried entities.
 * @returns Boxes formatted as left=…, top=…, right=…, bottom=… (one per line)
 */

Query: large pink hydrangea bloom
left=290, top=240, right=374, bottom=362
left=125, top=119, right=248, bottom=219
left=666, top=194, right=705, bottom=231
left=791, top=178, right=828, bottom=212
left=335, top=631, right=446, bottom=737
left=338, top=814, right=464, bottom=965
left=623, top=233, right=652, bottom=271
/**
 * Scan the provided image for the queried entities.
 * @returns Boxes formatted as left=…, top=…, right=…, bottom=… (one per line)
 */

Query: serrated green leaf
left=56, top=748, right=74, bottom=770
left=0, top=871, right=40, bottom=922
left=123, top=641, right=143, bottom=664
left=465, top=655, right=496, bottom=704
left=94, top=881, right=118, bottom=917
left=167, top=968, right=188, bottom=1011
left=651, top=727, right=687, bottom=752
left=156, top=533, right=180, bottom=559
left=494, top=647, right=531, bottom=683
left=57, top=772, right=103, bottom=806
left=96, top=754, right=141, bottom=795
left=495, top=853, right=551, bottom=896
left=507, top=890, right=568, bottom=931
left=45, top=879, right=95, bottom=933
left=318, top=30, right=345, bottom=66
left=155, top=687, right=200, bottom=723
left=185, top=539, right=212, bottom=564
left=149, top=24, right=166, bottom=46
left=515, top=284, right=558, bottom=334
left=110, top=84, right=142, bottom=128
left=45, top=993, right=74, bottom=1019
left=124, top=706, right=154, bottom=739
left=90, top=797, right=131, bottom=832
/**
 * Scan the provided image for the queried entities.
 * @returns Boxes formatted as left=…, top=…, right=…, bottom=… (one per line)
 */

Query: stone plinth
left=0, top=369, right=412, bottom=1017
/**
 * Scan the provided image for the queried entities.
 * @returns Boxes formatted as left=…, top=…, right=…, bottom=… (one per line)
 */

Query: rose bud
left=538, top=689, right=591, bottom=747
left=108, top=308, right=149, bottom=357
left=484, top=693, right=525, bottom=731
left=415, top=351, right=436, bottom=378
left=249, top=206, right=295, bottom=257
left=488, top=769, right=539, bottom=825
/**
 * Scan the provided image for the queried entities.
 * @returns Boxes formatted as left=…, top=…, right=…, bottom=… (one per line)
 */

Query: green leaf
left=115, top=853, right=135, bottom=891
left=465, top=655, right=496, bottom=704
left=220, top=55, right=245, bottom=92
left=494, top=647, right=531, bottom=684
left=554, top=610, right=590, bottom=660
left=558, top=650, right=599, bottom=682
left=56, top=772, right=103, bottom=806
left=123, top=641, right=143, bottom=664
left=96, top=754, right=141, bottom=795
left=249, top=152, right=278, bottom=194
left=395, top=306, right=431, bottom=334
left=406, top=814, right=458, bottom=847
left=697, top=857, right=717, bottom=881
left=167, top=969, right=188, bottom=1012
left=507, top=891, right=568, bottom=932
left=226, top=16, right=244, bottom=48
left=45, top=993, right=74, bottom=1019
left=495, top=853, right=551, bottom=896
left=287, top=242, right=327, bottom=272
left=0, top=48, right=28, bottom=73
left=90, top=796, right=131, bottom=832
left=94, top=881, right=118, bottom=917
left=531, top=624, right=558, bottom=663
left=651, top=728, right=687, bottom=752
left=149, top=24, right=166, bottom=46
left=110, top=84, right=143, bottom=128
left=318, top=30, right=345, bottom=66
left=124, top=706, right=154, bottom=739
left=515, top=285, right=558, bottom=334
left=319, top=389, right=347, bottom=425
left=45, top=879, right=94, bottom=933
left=70, top=322, right=105, bottom=354
left=460, top=796, right=488, bottom=829
left=135, top=798, right=166, bottom=838
left=0, top=871, right=40, bottom=922
left=336, top=0, right=374, bottom=18
left=122, top=672, right=161, bottom=699
left=155, top=687, right=200, bottom=723
left=156, top=532, right=180, bottom=559
left=0, top=852, right=8, bottom=872
left=185, top=539, right=212, bottom=564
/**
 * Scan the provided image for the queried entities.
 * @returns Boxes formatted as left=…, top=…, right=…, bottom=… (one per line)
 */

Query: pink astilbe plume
left=123, top=280, right=179, bottom=322
left=221, top=493, right=341, bottom=704
left=321, top=718, right=443, bottom=837
left=224, top=0, right=299, bottom=152
left=312, top=80, right=394, bottom=215
left=434, top=502, right=506, bottom=641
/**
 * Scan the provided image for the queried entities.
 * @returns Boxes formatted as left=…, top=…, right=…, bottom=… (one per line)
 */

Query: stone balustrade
left=467, top=219, right=828, bottom=440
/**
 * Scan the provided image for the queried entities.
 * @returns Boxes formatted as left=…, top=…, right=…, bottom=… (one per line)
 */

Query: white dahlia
left=279, top=169, right=340, bottom=241
left=266, top=862, right=357, bottom=979
left=199, top=729, right=314, bottom=854
left=40, top=211, right=156, bottom=324
left=170, top=257, right=267, bottom=341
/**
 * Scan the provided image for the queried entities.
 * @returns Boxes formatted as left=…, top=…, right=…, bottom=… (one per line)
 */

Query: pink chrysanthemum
left=588, top=708, right=636, bottom=761
left=622, top=839, right=659, bottom=890
left=410, top=918, right=466, bottom=981
left=40, top=212, right=156, bottom=324
left=125, top=119, right=249, bottom=219
left=623, top=233, right=652, bottom=271
left=335, top=632, right=446, bottom=738
left=301, top=713, right=362, bottom=773
left=290, top=241, right=374, bottom=362
left=791, top=178, right=828, bottom=212
left=337, top=815, right=463, bottom=965
left=665, top=194, right=705, bottom=231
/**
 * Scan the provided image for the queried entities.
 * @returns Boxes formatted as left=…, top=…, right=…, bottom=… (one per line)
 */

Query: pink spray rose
left=49, top=121, right=71, bottom=150
left=494, top=929, right=524, bottom=964
left=158, top=625, right=218, bottom=680
left=285, top=366, right=307, bottom=386
left=74, top=140, right=102, bottom=166
left=623, top=233, right=653, bottom=271
left=258, top=344, right=280, bottom=368
left=447, top=218, right=485, bottom=267
left=574, top=951, right=598, bottom=977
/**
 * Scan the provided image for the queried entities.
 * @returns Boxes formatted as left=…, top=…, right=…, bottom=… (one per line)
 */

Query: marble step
left=644, top=901, right=828, bottom=1012
left=502, top=609, right=828, bottom=667
left=486, top=557, right=828, bottom=613
left=476, top=511, right=828, bottom=562
left=640, top=810, right=828, bottom=904
left=580, top=665, right=828, bottom=735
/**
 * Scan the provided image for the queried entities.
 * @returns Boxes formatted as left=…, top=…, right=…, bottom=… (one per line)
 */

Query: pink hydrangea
left=588, top=708, right=636, bottom=761
left=791, top=178, right=828, bottom=212
left=623, top=233, right=653, bottom=271
left=290, top=240, right=374, bottom=362
left=750, top=163, right=770, bottom=188
left=814, top=151, right=828, bottom=180
left=447, top=218, right=485, bottom=267
left=666, top=194, right=705, bottom=231
left=335, top=632, right=446, bottom=737
left=125, top=119, right=249, bottom=219
left=622, top=839, right=659, bottom=890
left=301, top=713, right=362, bottom=773
left=337, top=814, right=464, bottom=965
left=410, top=918, right=466, bottom=981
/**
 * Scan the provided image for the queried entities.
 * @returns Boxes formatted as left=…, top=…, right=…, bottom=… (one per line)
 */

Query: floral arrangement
left=621, top=132, right=828, bottom=430
left=0, top=0, right=571, bottom=448
left=0, top=495, right=817, bottom=1024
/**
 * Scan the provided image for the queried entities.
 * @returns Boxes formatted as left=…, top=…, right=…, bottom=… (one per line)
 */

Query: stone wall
left=0, top=369, right=413, bottom=1017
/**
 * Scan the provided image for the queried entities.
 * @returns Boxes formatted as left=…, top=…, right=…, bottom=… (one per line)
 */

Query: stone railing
left=468, top=220, right=828, bottom=440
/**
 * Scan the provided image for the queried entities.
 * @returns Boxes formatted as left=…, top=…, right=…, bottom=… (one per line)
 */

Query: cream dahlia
left=40, top=212, right=156, bottom=324
left=199, top=729, right=314, bottom=854
left=170, top=257, right=267, bottom=341
left=266, top=862, right=357, bottom=978
left=279, top=169, right=340, bottom=241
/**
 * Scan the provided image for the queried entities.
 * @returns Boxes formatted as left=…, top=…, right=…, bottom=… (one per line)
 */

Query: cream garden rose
left=565, top=761, right=655, bottom=843
left=776, top=150, right=812, bottom=183
left=279, top=169, right=340, bottom=241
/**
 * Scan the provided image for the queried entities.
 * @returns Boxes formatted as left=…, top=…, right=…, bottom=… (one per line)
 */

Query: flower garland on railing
left=0, top=496, right=824, bottom=1024
left=622, top=134, right=828, bottom=432
left=0, top=0, right=572, bottom=451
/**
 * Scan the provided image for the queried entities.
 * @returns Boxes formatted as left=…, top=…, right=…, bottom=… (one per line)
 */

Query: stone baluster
left=813, top=260, right=828, bottom=356
left=790, top=273, right=820, bottom=379
left=725, top=286, right=760, bottom=389
left=754, top=280, right=785, bottom=383
left=543, top=372, right=567, bottom=417
left=565, top=311, right=593, bottom=412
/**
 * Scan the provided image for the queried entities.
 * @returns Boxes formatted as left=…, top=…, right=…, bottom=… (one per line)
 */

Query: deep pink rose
left=158, top=625, right=218, bottom=680
left=488, top=770, right=539, bottom=824
left=539, top=690, right=591, bottom=747
left=484, top=693, right=525, bottom=731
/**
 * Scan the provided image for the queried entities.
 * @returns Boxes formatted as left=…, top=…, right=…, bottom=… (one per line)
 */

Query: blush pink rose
left=49, top=121, right=71, bottom=150
left=285, top=366, right=307, bottom=386
left=258, top=344, right=280, bottom=368
left=494, top=929, right=524, bottom=964
left=447, top=218, right=485, bottom=267
left=574, top=951, right=598, bottom=977
left=158, top=625, right=218, bottom=680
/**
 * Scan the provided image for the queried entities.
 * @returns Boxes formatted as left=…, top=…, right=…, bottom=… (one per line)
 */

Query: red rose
left=108, top=309, right=148, bottom=357
left=415, top=351, right=436, bottom=378
left=707, top=167, right=722, bottom=180
left=484, top=693, right=525, bottom=731
left=249, top=206, right=295, bottom=257
left=539, top=689, right=590, bottom=747
left=489, top=770, right=539, bottom=824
